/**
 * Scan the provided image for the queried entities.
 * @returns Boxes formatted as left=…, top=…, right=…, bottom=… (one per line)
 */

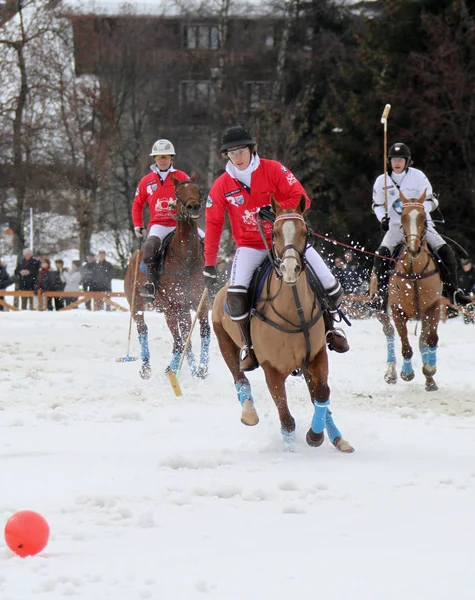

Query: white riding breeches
left=149, top=224, right=204, bottom=241
left=229, top=245, right=337, bottom=290
left=381, top=224, right=445, bottom=252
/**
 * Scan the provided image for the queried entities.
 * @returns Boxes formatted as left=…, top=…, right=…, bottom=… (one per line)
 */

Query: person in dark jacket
left=0, top=262, right=13, bottom=311
left=38, top=257, right=64, bottom=311
left=15, top=248, right=40, bottom=310
left=81, top=253, right=98, bottom=310
left=459, top=258, right=475, bottom=298
left=95, top=250, right=114, bottom=311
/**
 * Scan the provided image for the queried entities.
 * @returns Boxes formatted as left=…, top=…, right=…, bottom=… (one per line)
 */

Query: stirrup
left=239, top=345, right=258, bottom=372
left=326, top=328, right=349, bottom=354
left=139, top=281, right=156, bottom=299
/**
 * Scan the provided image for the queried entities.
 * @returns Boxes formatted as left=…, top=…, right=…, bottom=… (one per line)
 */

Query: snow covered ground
left=1, top=311, right=475, bottom=600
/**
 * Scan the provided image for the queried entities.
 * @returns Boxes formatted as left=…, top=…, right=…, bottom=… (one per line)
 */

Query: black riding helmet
left=219, top=125, right=256, bottom=153
left=388, top=142, right=411, bottom=168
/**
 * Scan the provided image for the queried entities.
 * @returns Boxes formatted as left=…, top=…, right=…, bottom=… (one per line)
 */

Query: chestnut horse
left=378, top=191, right=441, bottom=391
left=212, top=196, right=353, bottom=451
left=124, top=175, right=211, bottom=380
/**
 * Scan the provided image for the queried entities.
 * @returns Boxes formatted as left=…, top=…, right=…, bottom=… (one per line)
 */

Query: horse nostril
left=295, top=264, right=301, bottom=275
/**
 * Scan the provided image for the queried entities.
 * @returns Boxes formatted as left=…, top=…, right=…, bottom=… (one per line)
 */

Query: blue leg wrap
left=420, top=344, right=429, bottom=364
left=186, top=346, right=197, bottom=376
left=402, top=358, right=413, bottom=376
left=325, top=408, right=342, bottom=443
left=235, top=382, right=253, bottom=406
left=169, top=350, right=181, bottom=373
left=311, top=399, right=330, bottom=434
left=200, top=336, right=210, bottom=365
left=138, top=332, right=150, bottom=361
left=387, top=336, right=396, bottom=364
left=427, top=345, right=437, bottom=367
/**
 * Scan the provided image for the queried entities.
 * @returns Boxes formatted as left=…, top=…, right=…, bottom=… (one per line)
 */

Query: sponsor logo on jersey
left=242, top=209, right=258, bottom=226
left=225, top=189, right=241, bottom=196
left=135, top=187, right=139, bottom=196
left=154, top=197, right=174, bottom=212
left=227, top=195, right=245, bottom=207
left=206, top=195, right=213, bottom=208
left=281, top=165, right=288, bottom=173
left=286, top=173, right=297, bottom=186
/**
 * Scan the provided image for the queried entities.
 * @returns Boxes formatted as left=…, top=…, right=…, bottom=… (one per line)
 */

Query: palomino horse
left=378, top=191, right=441, bottom=391
left=124, top=175, right=211, bottom=380
left=212, top=196, right=353, bottom=451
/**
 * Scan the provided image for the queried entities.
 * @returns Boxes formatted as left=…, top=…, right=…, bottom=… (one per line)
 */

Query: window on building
left=184, top=24, right=219, bottom=50
left=180, top=81, right=216, bottom=109
left=246, top=81, right=269, bottom=112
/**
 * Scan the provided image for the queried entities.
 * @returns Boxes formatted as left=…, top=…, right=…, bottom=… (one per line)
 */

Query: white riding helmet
left=150, top=139, right=176, bottom=157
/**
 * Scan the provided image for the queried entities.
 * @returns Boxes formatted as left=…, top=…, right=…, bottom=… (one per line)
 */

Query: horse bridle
left=171, top=180, right=204, bottom=222
left=272, top=213, right=309, bottom=278
left=401, top=202, right=428, bottom=257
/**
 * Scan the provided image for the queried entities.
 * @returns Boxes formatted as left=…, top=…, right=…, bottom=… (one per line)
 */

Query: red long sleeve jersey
left=131, top=168, right=189, bottom=228
left=204, top=158, right=310, bottom=266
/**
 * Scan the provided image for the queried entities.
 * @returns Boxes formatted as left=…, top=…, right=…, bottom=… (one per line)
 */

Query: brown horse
left=124, top=175, right=211, bottom=380
left=377, top=190, right=441, bottom=391
left=212, top=195, right=353, bottom=451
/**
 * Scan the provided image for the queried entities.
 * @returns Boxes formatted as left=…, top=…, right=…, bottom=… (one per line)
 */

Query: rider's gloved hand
left=134, top=226, right=145, bottom=238
left=203, top=266, right=218, bottom=292
left=257, top=205, right=275, bottom=223
left=380, top=216, right=390, bottom=232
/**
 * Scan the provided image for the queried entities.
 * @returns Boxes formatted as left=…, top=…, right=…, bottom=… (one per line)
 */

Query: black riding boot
left=227, top=286, right=258, bottom=372
left=437, top=244, right=472, bottom=305
left=369, top=246, right=391, bottom=311
left=140, top=236, right=161, bottom=299
left=325, top=281, right=349, bottom=353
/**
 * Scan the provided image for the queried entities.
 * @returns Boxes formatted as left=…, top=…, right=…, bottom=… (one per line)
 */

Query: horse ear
left=298, top=194, right=306, bottom=214
left=171, top=174, right=179, bottom=186
left=399, top=190, right=408, bottom=203
left=271, top=195, right=282, bottom=215
left=190, top=172, right=198, bottom=183
left=419, top=188, right=427, bottom=203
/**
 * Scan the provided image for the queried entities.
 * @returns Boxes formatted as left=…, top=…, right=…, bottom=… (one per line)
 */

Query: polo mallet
left=116, top=242, right=142, bottom=363
left=168, top=287, right=209, bottom=397
left=381, top=103, right=391, bottom=217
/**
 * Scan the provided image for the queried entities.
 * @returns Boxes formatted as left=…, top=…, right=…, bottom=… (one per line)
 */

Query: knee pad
left=142, top=236, right=161, bottom=263
left=227, top=286, right=249, bottom=321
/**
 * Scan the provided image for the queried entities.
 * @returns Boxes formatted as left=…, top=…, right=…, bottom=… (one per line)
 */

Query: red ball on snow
left=4, top=510, right=50, bottom=557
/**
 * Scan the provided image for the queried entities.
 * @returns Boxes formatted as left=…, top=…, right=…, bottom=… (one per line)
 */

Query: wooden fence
left=0, top=290, right=128, bottom=312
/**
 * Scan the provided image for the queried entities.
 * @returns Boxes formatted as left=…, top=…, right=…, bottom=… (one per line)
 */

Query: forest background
left=0, top=0, right=474, bottom=273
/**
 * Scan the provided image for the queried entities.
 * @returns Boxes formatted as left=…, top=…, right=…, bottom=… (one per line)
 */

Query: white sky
left=64, top=0, right=275, bottom=16
left=1, top=312, right=475, bottom=598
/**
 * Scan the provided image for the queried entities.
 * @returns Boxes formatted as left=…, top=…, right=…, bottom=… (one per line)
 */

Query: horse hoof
left=140, top=362, right=152, bottom=380
left=401, top=370, right=415, bottom=382
left=282, top=429, right=296, bottom=449
left=333, top=436, right=355, bottom=453
left=241, top=399, right=259, bottom=426
left=384, top=366, right=397, bottom=385
left=306, top=429, right=324, bottom=447
left=425, top=379, right=438, bottom=392
left=195, top=365, right=209, bottom=379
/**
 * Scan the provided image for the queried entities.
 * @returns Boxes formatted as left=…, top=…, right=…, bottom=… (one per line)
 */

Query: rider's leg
left=227, top=247, right=267, bottom=372
left=305, top=246, right=349, bottom=353
left=432, top=238, right=472, bottom=306
left=139, top=224, right=175, bottom=298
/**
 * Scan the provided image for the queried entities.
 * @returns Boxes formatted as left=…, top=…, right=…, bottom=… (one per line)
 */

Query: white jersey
left=372, top=167, right=438, bottom=226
